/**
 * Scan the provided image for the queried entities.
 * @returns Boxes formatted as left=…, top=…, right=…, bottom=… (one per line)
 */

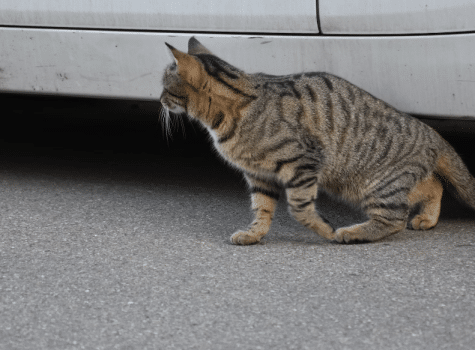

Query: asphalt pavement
left=0, top=94, right=474, bottom=350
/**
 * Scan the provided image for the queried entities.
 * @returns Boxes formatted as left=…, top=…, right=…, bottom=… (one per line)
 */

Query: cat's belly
left=234, top=157, right=281, bottom=182
left=319, top=169, right=369, bottom=204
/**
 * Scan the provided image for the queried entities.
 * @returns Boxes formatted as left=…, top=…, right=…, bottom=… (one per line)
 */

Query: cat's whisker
left=159, top=105, right=173, bottom=143
left=177, top=113, right=187, bottom=138
left=158, top=104, right=188, bottom=143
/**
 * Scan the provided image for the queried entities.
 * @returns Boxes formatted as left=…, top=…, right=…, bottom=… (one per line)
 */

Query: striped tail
left=436, top=140, right=475, bottom=210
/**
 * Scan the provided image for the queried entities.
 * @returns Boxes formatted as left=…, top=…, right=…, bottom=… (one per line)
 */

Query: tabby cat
left=160, top=37, right=475, bottom=244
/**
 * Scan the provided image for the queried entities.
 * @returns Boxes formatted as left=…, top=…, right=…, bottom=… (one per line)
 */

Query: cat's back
left=247, top=71, right=446, bottom=185
left=250, top=71, right=437, bottom=146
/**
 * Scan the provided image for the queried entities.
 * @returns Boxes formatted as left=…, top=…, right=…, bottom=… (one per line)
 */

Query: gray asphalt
left=0, top=95, right=474, bottom=350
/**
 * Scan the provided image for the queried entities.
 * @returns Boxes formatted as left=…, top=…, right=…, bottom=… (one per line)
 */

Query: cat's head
left=160, top=37, right=249, bottom=123
left=160, top=38, right=209, bottom=115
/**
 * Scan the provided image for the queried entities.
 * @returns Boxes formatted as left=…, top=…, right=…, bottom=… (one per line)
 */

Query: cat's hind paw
left=334, top=227, right=370, bottom=244
left=230, top=231, right=260, bottom=245
left=408, top=214, right=437, bottom=230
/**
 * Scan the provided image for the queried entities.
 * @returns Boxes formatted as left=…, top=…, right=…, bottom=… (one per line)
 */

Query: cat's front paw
left=230, top=231, right=260, bottom=245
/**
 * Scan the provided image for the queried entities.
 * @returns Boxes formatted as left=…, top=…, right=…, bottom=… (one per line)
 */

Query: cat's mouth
left=162, top=103, right=185, bottom=115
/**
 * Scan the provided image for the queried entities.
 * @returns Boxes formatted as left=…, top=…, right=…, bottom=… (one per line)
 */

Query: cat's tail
left=435, top=140, right=475, bottom=210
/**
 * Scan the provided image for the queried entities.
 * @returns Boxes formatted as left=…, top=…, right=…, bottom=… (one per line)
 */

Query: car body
left=0, top=0, right=474, bottom=119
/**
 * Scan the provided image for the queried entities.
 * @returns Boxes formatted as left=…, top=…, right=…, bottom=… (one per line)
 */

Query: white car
left=1, top=0, right=474, bottom=119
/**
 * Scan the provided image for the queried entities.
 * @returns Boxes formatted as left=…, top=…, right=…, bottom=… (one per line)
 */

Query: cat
left=159, top=37, right=475, bottom=244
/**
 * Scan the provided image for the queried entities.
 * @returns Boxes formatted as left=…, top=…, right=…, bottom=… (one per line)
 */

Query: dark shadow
left=0, top=93, right=245, bottom=192
left=1, top=94, right=474, bottom=228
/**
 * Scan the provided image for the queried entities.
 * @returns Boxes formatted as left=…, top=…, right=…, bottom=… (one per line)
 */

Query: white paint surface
left=320, top=0, right=475, bottom=34
left=0, top=29, right=474, bottom=118
left=0, top=0, right=318, bottom=33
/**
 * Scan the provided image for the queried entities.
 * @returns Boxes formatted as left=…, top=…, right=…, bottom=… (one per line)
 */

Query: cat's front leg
left=286, top=184, right=335, bottom=241
left=231, top=176, right=280, bottom=245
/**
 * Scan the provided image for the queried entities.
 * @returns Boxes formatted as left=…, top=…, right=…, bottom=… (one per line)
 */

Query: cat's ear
left=165, top=42, right=206, bottom=88
left=165, top=42, right=187, bottom=64
left=188, top=37, right=213, bottom=55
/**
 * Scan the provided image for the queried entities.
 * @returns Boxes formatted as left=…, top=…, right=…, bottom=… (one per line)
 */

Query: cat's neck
left=199, top=92, right=253, bottom=148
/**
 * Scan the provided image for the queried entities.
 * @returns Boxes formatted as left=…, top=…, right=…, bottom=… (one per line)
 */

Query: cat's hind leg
left=334, top=215, right=407, bottom=243
left=407, top=173, right=443, bottom=230
left=334, top=179, right=411, bottom=243
left=231, top=176, right=280, bottom=245
left=286, top=183, right=335, bottom=241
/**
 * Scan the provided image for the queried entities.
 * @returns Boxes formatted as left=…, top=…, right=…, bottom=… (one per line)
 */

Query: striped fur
left=160, top=37, right=475, bottom=244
